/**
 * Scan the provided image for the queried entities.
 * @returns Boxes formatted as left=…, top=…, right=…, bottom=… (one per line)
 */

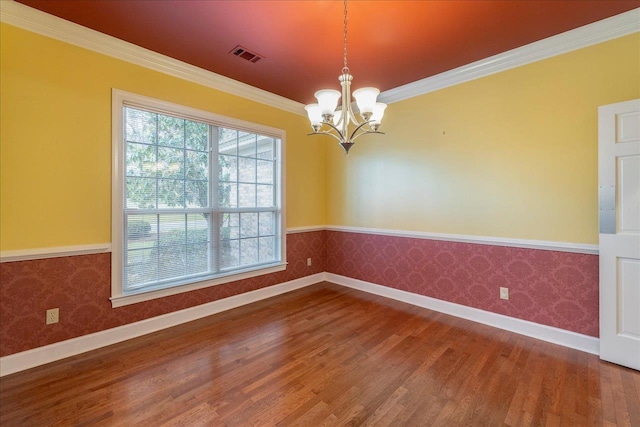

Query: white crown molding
left=325, top=225, right=599, bottom=255
left=2, top=0, right=637, bottom=110
left=0, top=0, right=306, bottom=116
left=379, top=8, right=640, bottom=104
left=0, top=243, right=112, bottom=263
left=0, top=272, right=324, bottom=376
left=326, top=273, right=600, bottom=355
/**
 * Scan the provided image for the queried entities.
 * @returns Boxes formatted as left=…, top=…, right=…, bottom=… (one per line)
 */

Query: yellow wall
left=326, top=33, right=640, bottom=244
left=3, top=23, right=639, bottom=250
left=0, top=24, right=326, bottom=251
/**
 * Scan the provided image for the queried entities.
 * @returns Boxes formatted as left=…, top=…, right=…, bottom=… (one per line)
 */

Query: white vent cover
left=230, top=46, right=264, bottom=63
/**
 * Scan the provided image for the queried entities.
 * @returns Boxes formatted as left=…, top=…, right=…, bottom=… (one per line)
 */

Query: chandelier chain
left=342, top=0, right=348, bottom=73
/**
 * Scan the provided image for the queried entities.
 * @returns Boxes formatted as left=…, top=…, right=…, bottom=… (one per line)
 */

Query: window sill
left=110, top=262, right=287, bottom=308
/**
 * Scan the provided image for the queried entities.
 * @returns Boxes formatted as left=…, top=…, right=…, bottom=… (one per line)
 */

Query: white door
left=599, top=98, right=640, bottom=371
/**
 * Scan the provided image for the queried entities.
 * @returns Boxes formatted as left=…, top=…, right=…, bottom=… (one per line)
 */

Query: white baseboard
left=1, top=271, right=600, bottom=376
left=325, top=273, right=600, bottom=356
left=0, top=273, right=324, bottom=377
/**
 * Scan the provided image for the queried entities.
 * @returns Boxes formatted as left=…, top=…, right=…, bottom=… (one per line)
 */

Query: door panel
left=599, top=99, right=640, bottom=371
left=618, top=156, right=640, bottom=233
left=618, top=258, right=640, bottom=338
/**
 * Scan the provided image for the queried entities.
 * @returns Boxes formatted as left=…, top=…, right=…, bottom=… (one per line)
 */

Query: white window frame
left=111, top=89, right=286, bottom=307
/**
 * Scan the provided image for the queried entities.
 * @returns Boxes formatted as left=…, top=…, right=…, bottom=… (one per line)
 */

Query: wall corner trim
left=0, top=0, right=305, bottom=116
left=379, top=8, right=640, bottom=103
left=326, top=273, right=600, bottom=356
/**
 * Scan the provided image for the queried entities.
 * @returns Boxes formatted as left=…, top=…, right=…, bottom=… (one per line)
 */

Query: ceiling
left=15, top=0, right=639, bottom=105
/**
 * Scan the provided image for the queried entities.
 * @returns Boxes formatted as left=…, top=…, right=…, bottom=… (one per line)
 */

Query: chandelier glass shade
left=304, top=0, right=386, bottom=154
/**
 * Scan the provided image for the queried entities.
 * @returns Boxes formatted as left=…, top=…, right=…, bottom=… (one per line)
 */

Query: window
left=111, top=90, right=285, bottom=306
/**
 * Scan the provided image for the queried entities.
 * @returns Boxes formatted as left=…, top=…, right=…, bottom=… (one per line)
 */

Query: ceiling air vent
left=230, top=46, right=264, bottom=63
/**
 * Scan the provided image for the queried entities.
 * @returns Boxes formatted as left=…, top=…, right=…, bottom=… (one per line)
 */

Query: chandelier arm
left=346, top=102, right=359, bottom=126
left=321, top=120, right=346, bottom=136
left=307, top=129, right=346, bottom=144
left=350, top=113, right=361, bottom=126
left=350, top=130, right=385, bottom=143
left=348, top=119, right=376, bottom=141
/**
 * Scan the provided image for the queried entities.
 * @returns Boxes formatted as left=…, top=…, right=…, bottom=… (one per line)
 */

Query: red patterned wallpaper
left=325, top=231, right=599, bottom=337
left=1, top=229, right=600, bottom=357
left=0, top=231, right=325, bottom=356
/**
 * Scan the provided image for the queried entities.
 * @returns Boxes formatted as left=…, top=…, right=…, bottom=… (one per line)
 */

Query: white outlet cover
left=499, top=287, right=509, bottom=300
left=46, top=308, right=59, bottom=325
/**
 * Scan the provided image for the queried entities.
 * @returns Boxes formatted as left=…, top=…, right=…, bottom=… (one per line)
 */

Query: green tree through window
left=121, top=105, right=280, bottom=292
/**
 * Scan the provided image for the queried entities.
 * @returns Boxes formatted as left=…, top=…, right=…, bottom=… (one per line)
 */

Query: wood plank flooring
left=1, top=282, right=639, bottom=426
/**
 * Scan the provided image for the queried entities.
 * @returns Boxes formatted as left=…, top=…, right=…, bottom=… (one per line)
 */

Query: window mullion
left=183, top=120, right=188, bottom=276
left=218, top=207, right=277, bottom=214
left=272, top=138, right=276, bottom=207
left=254, top=134, right=258, bottom=209
left=154, top=214, right=160, bottom=284
left=155, top=113, right=161, bottom=280
left=210, top=126, right=220, bottom=274
left=183, top=120, right=187, bottom=206
left=122, top=110, right=128, bottom=289
left=273, top=138, right=280, bottom=262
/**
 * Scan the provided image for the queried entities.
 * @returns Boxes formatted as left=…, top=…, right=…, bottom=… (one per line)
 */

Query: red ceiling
left=15, top=0, right=640, bottom=104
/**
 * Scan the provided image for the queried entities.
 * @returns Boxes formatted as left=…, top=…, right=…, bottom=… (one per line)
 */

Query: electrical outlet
left=500, top=287, right=509, bottom=300
left=307, top=257, right=312, bottom=266
left=46, top=308, right=59, bottom=325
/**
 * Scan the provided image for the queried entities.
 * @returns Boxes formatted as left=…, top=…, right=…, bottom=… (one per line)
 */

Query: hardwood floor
left=1, top=282, right=639, bottom=426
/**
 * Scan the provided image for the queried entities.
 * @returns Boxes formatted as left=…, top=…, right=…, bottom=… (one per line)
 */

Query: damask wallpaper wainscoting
left=325, top=230, right=599, bottom=337
left=1, top=227, right=599, bottom=370
left=0, top=231, right=326, bottom=357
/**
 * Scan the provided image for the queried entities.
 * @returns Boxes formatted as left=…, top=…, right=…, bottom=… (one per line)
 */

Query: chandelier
left=304, top=0, right=387, bottom=154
